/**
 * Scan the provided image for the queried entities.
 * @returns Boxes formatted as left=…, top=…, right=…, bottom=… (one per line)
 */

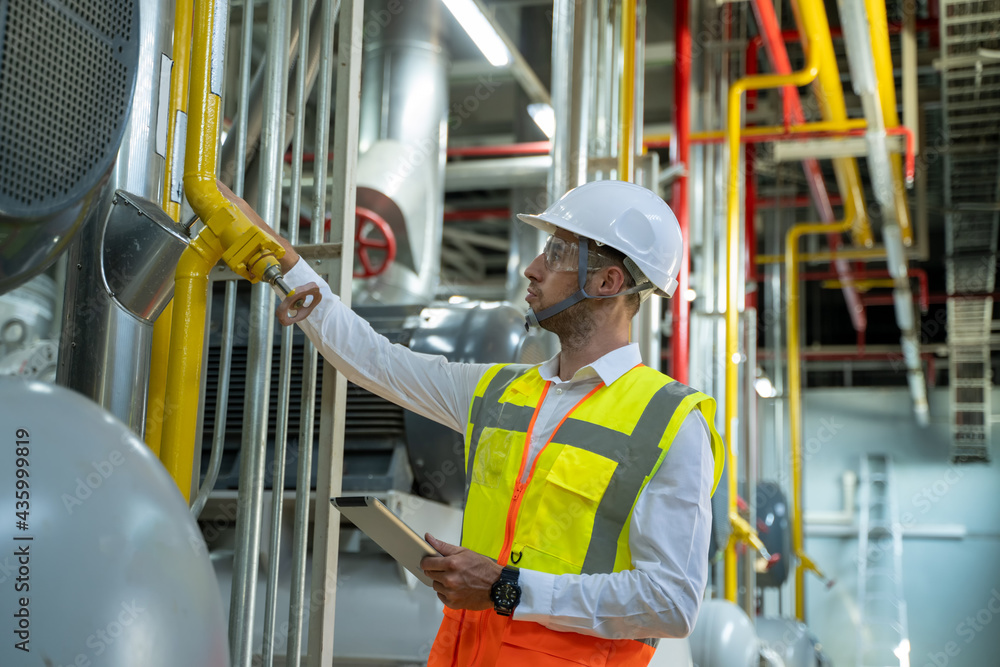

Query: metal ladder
left=939, top=0, right=1000, bottom=462
left=855, top=455, right=910, bottom=667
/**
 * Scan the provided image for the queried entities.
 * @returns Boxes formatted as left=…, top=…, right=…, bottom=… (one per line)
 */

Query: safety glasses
left=542, top=235, right=602, bottom=273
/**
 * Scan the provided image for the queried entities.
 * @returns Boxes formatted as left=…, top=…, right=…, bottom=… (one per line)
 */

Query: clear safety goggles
left=542, top=235, right=603, bottom=273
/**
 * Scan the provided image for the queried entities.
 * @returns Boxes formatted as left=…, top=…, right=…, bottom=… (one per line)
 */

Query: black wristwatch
left=489, top=566, right=521, bottom=616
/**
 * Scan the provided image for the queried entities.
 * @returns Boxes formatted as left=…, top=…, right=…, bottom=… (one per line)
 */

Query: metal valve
left=263, top=265, right=322, bottom=326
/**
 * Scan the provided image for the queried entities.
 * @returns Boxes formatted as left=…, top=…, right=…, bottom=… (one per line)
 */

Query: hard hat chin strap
left=524, top=237, right=654, bottom=331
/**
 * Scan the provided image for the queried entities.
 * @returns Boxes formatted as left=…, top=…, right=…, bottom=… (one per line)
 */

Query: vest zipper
left=496, top=382, right=604, bottom=567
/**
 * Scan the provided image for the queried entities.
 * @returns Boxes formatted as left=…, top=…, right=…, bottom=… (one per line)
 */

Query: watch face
left=493, top=583, right=520, bottom=607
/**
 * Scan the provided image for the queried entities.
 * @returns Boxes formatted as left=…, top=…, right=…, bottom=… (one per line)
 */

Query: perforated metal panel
left=0, top=0, right=139, bottom=216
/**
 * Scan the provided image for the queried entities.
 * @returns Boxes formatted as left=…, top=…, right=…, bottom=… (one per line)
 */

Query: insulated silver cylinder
left=354, top=0, right=449, bottom=305
left=56, top=0, right=176, bottom=436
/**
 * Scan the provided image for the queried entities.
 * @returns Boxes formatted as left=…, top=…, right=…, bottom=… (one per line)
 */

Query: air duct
left=354, top=0, right=449, bottom=305
left=0, top=0, right=140, bottom=294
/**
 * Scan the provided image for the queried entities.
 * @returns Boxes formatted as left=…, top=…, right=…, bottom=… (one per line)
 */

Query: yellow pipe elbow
left=785, top=212, right=853, bottom=620
left=721, top=30, right=821, bottom=605
left=160, top=233, right=224, bottom=502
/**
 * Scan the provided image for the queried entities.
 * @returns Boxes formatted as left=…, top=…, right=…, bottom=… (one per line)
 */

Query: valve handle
left=353, top=206, right=397, bottom=278
left=277, top=282, right=322, bottom=325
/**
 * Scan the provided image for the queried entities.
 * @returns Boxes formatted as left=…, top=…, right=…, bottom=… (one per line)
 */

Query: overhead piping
left=750, top=0, right=865, bottom=333
left=840, top=0, right=928, bottom=426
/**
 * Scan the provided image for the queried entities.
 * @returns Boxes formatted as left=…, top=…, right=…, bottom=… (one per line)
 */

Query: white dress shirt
left=282, top=259, right=715, bottom=640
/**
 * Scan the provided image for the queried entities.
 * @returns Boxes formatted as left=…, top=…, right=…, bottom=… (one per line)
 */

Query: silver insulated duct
left=56, top=0, right=188, bottom=436
left=354, top=0, right=449, bottom=305
left=0, top=0, right=140, bottom=293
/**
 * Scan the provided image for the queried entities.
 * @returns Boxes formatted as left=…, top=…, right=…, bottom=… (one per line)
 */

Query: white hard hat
left=517, top=180, right=683, bottom=298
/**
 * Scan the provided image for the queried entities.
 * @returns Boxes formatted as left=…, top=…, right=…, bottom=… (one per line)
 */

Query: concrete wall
left=758, top=387, right=1000, bottom=667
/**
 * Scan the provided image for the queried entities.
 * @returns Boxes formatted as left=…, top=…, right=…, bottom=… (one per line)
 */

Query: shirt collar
left=537, top=343, right=643, bottom=387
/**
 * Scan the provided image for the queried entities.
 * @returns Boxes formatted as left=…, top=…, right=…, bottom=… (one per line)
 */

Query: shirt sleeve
left=279, top=259, right=491, bottom=434
left=513, top=410, right=714, bottom=639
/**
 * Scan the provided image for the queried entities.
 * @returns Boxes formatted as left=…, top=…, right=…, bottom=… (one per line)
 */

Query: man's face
left=523, top=228, right=583, bottom=314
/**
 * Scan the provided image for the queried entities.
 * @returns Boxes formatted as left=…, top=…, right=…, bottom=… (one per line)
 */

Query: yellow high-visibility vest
left=462, top=363, right=725, bottom=574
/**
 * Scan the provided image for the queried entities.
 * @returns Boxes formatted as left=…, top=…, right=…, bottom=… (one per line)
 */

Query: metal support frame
left=307, top=0, right=363, bottom=664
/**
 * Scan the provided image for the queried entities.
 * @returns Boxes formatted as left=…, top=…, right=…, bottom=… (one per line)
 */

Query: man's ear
left=593, top=265, right=628, bottom=296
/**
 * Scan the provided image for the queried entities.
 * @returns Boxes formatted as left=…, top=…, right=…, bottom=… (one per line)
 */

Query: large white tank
left=0, top=378, right=228, bottom=666
left=689, top=599, right=759, bottom=667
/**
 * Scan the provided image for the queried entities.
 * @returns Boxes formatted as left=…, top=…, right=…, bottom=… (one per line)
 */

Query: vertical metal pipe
left=670, top=0, right=691, bottom=383
left=308, top=0, right=363, bottom=663
left=549, top=0, right=583, bottom=199
left=229, top=0, right=292, bottom=663
left=743, top=307, right=758, bottom=617
left=261, top=0, right=310, bottom=662
left=190, top=283, right=236, bottom=518
left=287, top=0, right=340, bottom=661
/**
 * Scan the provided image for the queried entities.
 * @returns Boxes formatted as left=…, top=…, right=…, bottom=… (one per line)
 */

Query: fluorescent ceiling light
left=528, top=103, right=555, bottom=139
left=441, top=0, right=510, bottom=67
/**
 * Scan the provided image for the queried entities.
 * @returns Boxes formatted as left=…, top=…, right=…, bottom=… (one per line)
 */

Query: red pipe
left=755, top=196, right=843, bottom=209
left=745, top=144, right=758, bottom=310
left=670, top=0, right=691, bottom=383
left=802, top=267, right=930, bottom=313
left=443, top=208, right=511, bottom=221
left=446, top=141, right=551, bottom=158
left=863, top=292, right=1000, bottom=307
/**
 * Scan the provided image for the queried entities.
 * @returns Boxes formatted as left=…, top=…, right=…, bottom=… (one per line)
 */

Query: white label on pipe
left=155, top=54, right=173, bottom=158
left=171, top=112, right=188, bottom=204
left=210, top=0, right=228, bottom=96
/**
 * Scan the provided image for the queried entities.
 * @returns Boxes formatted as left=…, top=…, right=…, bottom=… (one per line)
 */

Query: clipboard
left=332, top=495, right=440, bottom=587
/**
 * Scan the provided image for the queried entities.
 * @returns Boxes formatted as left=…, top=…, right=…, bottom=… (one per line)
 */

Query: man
left=226, top=179, right=723, bottom=666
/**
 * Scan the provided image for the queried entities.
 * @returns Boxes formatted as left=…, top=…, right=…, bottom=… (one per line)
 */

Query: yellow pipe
left=865, top=0, right=913, bottom=245
left=788, top=0, right=874, bottom=249
left=146, top=0, right=193, bottom=456
left=160, top=235, right=223, bottom=501
left=145, top=305, right=171, bottom=457
left=691, top=118, right=867, bottom=143
left=786, top=214, right=854, bottom=621
left=722, top=24, right=822, bottom=605
left=159, top=0, right=285, bottom=500
left=756, top=247, right=891, bottom=264
left=618, top=0, right=637, bottom=182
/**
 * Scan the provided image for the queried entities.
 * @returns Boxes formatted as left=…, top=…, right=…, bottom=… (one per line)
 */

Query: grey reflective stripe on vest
left=556, top=380, right=702, bottom=574
left=466, top=365, right=535, bottom=483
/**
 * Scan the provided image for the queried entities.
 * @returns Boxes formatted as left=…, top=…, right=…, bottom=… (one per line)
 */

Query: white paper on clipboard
left=332, top=495, right=440, bottom=587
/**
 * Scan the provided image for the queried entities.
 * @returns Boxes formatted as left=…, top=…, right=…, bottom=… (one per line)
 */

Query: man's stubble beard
left=538, top=298, right=597, bottom=353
